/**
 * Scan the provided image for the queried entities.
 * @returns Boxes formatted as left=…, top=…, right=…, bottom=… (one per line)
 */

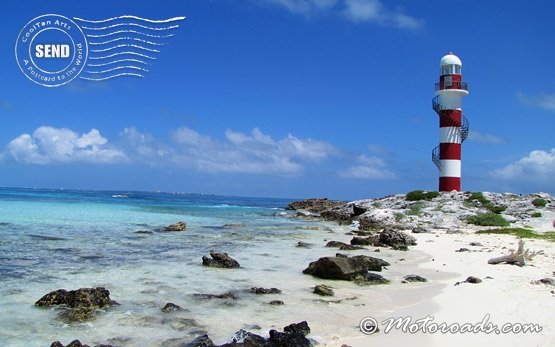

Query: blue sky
left=1, top=0, right=554, bottom=200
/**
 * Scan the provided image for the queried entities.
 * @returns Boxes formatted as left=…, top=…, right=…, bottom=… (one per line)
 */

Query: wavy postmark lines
left=74, top=15, right=185, bottom=81
left=15, top=14, right=185, bottom=86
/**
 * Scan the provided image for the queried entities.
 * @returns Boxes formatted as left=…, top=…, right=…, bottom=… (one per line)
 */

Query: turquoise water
left=0, top=188, right=414, bottom=347
left=0, top=188, right=295, bottom=283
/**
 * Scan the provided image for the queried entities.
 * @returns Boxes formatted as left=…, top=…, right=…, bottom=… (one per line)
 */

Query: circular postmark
left=15, top=14, right=88, bottom=87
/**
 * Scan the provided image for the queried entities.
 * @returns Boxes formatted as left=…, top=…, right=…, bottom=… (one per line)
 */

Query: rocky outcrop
left=50, top=341, right=114, bottom=347
left=350, top=236, right=378, bottom=246
left=402, top=275, right=428, bottom=283
left=287, top=198, right=345, bottom=213
left=284, top=321, right=310, bottom=336
left=161, top=302, right=185, bottom=313
left=36, top=287, right=118, bottom=322
left=202, top=251, right=240, bottom=268
left=303, top=255, right=389, bottom=282
left=250, top=287, right=281, bottom=294
left=321, top=203, right=366, bottom=223
left=163, top=221, right=187, bottom=232
left=313, top=284, right=334, bottom=296
left=375, top=228, right=417, bottom=249
left=326, top=240, right=364, bottom=250
left=36, top=287, right=118, bottom=308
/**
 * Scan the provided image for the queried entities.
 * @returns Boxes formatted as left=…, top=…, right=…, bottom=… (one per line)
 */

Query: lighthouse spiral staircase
left=431, top=95, right=470, bottom=169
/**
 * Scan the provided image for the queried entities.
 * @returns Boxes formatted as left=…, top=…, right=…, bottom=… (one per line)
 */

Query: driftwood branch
left=488, top=240, right=542, bottom=266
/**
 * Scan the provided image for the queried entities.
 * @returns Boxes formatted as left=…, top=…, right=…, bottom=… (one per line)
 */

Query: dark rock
left=335, top=253, right=348, bottom=258
left=375, top=228, right=417, bottom=249
left=412, top=227, right=429, bottom=234
left=268, top=329, right=311, bottom=347
left=250, top=287, right=281, bottom=294
left=162, top=302, right=185, bottom=313
left=456, top=248, right=470, bottom=252
left=202, top=251, right=240, bottom=268
left=296, top=241, right=312, bottom=248
left=539, top=278, right=555, bottom=286
left=184, top=335, right=214, bottom=347
left=287, top=198, right=345, bottom=213
left=326, top=241, right=349, bottom=248
left=268, top=300, right=284, bottom=306
left=353, top=272, right=390, bottom=285
left=402, top=275, right=428, bottom=283
left=358, top=216, right=389, bottom=231
left=303, top=255, right=389, bottom=281
left=226, top=329, right=267, bottom=346
left=465, top=276, right=482, bottom=284
left=163, top=221, right=187, bottom=232
left=50, top=341, right=115, bottom=347
left=57, top=307, right=97, bottom=322
left=133, top=230, right=153, bottom=234
left=321, top=203, right=366, bottom=223
left=35, top=287, right=118, bottom=309
left=192, top=292, right=238, bottom=300
left=326, top=241, right=363, bottom=250
left=284, top=321, right=310, bottom=336
left=350, top=236, right=378, bottom=246
left=313, top=284, right=334, bottom=296
left=469, top=242, right=483, bottom=246
left=340, top=244, right=364, bottom=250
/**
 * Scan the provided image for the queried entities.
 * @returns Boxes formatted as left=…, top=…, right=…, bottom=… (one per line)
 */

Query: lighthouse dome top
left=440, top=52, right=462, bottom=66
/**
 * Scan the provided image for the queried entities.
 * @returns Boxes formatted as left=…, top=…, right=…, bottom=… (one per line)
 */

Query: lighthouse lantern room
left=432, top=52, right=469, bottom=192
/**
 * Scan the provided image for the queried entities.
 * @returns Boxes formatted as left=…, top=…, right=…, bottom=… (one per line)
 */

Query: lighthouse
left=432, top=52, right=469, bottom=192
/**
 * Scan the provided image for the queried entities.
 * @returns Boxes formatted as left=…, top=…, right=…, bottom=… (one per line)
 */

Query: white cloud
left=517, top=92, right=555, bottom=111
left=261, top=0, right=423, bottom=29
left=341, top=154, right=396, bottom=179
left=492, top=148, right=555, bottom=181
left=167, top=127, right=336, bottom=175
left=467, top=131, right=505, bottom=144
left=7, top=126, right=127, bottom=164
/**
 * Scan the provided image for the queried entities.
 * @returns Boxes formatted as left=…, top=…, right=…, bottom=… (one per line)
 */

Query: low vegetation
left=465, top=212, right=510, bottom=227
left=531, top=212, right=542, bottom=218
left=476, top=228, right=555, bottom=242
left=465, top=192, right=506, bottom=214
left=406, top=190, right=439, bottom=201
left=532, top=198, right=547, bottom=208
left=407, top=202, right=424, bottom=216
left=394, top=212, right=405, bottom=222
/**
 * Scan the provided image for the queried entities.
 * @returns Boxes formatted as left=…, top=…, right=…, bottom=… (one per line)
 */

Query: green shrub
left=466, top=192, right=490, bottom=206
left=394, top=212, right=405, bottom=222
left=531, top=212, right=542, bottom=218
left=407, top=202, right=424, bottom=216
left=465, top=212, right=510, bottom=227
left=532, top=198, right=547, bottom=208
left=406, top=190, right=439, bottom=201
left=488, top=205, right=507, bottom=214
left=466, top=192, right=506, bottom=214
left=476, top=228, right=555, bottom=242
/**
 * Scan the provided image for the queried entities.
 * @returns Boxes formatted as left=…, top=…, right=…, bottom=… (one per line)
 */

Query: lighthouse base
left=439, top=177, right=460, bottom=192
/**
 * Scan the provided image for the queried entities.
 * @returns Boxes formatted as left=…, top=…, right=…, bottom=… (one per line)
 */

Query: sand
left=334, top=227, right=555, bottom=347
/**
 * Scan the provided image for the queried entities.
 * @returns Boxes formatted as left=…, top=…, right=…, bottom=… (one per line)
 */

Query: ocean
left=0, top=187, right=373, bottom=346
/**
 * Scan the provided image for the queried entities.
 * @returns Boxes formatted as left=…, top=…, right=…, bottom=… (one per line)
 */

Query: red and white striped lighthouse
left=432, top=52, right=469, bottom=192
